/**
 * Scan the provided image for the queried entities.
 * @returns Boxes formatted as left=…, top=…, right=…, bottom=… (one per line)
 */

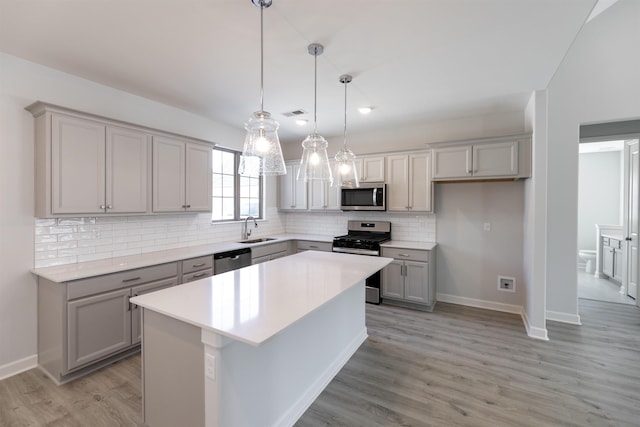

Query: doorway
left=578, top=130, right=639, bottom=307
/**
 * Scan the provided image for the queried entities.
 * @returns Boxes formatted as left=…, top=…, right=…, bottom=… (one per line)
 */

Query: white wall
left=545, top=0, right=640, bottom=321
left=522, top=89, right=548, bottom=339
left=577, top=150, right=623, bottom=252
left=0, top=53, right=271, bottom=376
left=434, top=182, right=525, bottom=312
left=281, top=111, right=525, bottom=161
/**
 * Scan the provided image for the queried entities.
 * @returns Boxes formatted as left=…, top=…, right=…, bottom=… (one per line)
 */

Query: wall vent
left=282, top=109, right=307, bottom=117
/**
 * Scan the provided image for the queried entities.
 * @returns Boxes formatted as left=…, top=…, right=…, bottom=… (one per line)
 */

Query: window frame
left=211, top=147, right=264, bottom=222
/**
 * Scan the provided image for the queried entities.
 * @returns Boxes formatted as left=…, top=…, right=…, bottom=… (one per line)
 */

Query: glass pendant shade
left=333, top=146, right=359, bottom=188
left=332, top=73, right=359, bottom=188
left=239, top=111, right=285, bottom=176
left=239, top=0, right=286, bottom=177
left=297, top=43, right=332, bottom=184
left=297, top=133, right=333, bottom=183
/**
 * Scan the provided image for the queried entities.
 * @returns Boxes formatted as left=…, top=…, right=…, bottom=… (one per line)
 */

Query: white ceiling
left=0, top=0, right=600, bottom=144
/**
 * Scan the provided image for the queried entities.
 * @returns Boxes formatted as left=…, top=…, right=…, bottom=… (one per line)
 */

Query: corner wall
left=545, top=0, right=640, bottom=323
left=0, top=53, right=255, bottom=377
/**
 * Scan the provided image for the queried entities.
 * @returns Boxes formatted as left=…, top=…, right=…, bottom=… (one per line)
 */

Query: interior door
left=626, top=140, right=638, bottom=300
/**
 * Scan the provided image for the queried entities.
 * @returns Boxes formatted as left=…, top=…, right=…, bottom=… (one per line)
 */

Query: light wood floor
left=1, top=299, right=639, bottom=426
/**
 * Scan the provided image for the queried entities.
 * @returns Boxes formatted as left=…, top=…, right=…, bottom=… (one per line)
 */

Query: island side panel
left=202, top=281, right=367, bottom=427
left=142, top=309, right=204, bottom=427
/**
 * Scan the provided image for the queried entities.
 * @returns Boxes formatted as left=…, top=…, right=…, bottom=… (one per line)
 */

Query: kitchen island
left=130, top=250, right=392, bottom=427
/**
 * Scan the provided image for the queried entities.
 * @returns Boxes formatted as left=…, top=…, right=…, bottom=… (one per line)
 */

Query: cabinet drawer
left=181, top=255, right=214, bottom=274
left=381, top=247, right=429, bottom=262
left=610, top=239, right=622, bottom=249
left=182, top=268, right=213, bottom=283
left=251, top=241, right=290, bottom=259
left=296, top=240, right=332, bottom=252
left=602, top=237, right=610, bottom=246
left=67, top=262, right=178, bottom=300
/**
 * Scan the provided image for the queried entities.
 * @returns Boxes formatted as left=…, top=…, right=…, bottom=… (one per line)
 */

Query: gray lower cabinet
left=181, top=255, right=214, bottom=283
left=381, top=247, right=436, bottom=311
left=67, top=288, right=132, bottom=370
left=296, top=240, right=333, bottom=253
left=38, top=262, right=178, bottom=384
left=251, top=241, right=292, bottom=264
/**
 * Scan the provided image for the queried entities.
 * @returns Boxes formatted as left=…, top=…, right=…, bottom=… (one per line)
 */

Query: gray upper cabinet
left=386, top=152, right=433, bottom=212
left=27, top=101, right=212, bottom=217
left=431, top=134, right=531, bottom=181
left=152, top=136, right=212, bottom=213
left=279, top=162, right=308, bottom=210
left=32, top=110, right=151, bottom=217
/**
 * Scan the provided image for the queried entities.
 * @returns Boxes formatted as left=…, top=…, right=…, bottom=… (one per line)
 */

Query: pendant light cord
left=259, top=4, right=265, bottom=112
left=343, top=79, right=348, bottom=149
left=313, top=52, right=318, bottom=134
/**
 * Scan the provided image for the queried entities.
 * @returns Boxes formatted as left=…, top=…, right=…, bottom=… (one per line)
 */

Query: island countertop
left=130, top=251, right=392, bottom=346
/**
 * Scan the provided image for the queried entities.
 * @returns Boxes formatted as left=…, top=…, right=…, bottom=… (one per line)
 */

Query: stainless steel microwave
left=340, top=184, right=386, bottom=211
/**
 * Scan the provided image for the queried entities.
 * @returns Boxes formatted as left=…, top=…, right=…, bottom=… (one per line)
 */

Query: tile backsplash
left=34, top=209, right=435, bottom=268
left=284, top=211, right=436, bottom=242
left=34, top=208, right=285, bottom=268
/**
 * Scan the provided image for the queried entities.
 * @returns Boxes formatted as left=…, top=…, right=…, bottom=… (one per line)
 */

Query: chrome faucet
left=243, top=216, right=258, bottom=240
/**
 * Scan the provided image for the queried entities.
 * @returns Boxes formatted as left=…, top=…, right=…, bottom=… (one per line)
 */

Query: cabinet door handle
left=99, top=204, right=106, bottom=209
left=192, top=272, right=206, bottom=278
left=626, top=237, right=632, bottom=241
left=309, top=245, right=318, bottom=249
left=398, top=253, right=410, bottom=257
left=192, top=263, right=206, bottom=268
left=107, top=205, right=113, bottom=209
left=122, top=276, right=141, bottom=283
left=131, top=293, right=139, bottom=310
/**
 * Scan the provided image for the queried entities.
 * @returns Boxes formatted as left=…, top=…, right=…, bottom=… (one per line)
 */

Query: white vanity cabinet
left=386, top=152, right=433, bottom=212
left=152, top=136, right=212, bottom=213
left=602, top=237, right=624, bottom=283
left=38, top=262, right=178, bottom=383
left=381, top=246, right=436, bottom=311
left=431, top=134, right=531, bottom=181
left=28, top=104, right=152, bottom=217
left=279, top=162, right=308, bottom=210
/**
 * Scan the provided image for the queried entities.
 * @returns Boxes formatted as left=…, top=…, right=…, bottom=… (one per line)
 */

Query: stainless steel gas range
left=332, top=220, right=391, bottom=304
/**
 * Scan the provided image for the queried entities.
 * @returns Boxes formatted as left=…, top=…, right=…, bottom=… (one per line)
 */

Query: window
left=211, top=148, right=263, bottom=221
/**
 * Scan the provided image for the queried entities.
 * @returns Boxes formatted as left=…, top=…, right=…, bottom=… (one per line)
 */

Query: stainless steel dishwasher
left=213, top=247, right=252, bottom=275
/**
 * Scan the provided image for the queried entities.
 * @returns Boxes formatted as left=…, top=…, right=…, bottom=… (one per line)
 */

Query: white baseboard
left=436, top=293, right=523, bottom=314
left=521, top=308, right=549, bottom=341
left=546, top=310, right=582, bottom=325
left=0, top=354, right=37, bottom=380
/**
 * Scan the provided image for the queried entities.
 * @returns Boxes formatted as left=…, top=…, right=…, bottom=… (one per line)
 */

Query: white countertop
left=602, top=233, right=623, bottom=240
left=31, top=233, right=334, bottom=282
left=130, top=251, right=392, bottom=346
left=381, top=240, right=437, bottom=251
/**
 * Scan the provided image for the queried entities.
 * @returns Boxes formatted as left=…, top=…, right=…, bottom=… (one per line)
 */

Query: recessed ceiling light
left=358, top=106, right=373, bottom=115
left=296, top=119, right=308, bottom=126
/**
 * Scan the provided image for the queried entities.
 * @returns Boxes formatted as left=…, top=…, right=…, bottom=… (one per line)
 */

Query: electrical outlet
left=498, top=276, right=516, bottom=292
left=205, top=354, right=216, bottom=380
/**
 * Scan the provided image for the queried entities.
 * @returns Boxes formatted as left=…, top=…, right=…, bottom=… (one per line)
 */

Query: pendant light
left=297, top=43, right=333, bottom=184
left=332, top=74, right=359, bottom=188
left=238, top=0, right=286, bottom=177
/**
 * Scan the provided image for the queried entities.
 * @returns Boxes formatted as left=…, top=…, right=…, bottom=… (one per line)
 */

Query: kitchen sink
left=237, top=237, right=277, bottom=244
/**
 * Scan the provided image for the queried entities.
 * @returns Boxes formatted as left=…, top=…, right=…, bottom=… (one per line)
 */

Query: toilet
left=579, top=249, right=597, bottom=274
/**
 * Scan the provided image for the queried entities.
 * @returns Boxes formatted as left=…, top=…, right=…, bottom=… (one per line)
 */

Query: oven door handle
left=332, top=247, right=379, bottom=256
